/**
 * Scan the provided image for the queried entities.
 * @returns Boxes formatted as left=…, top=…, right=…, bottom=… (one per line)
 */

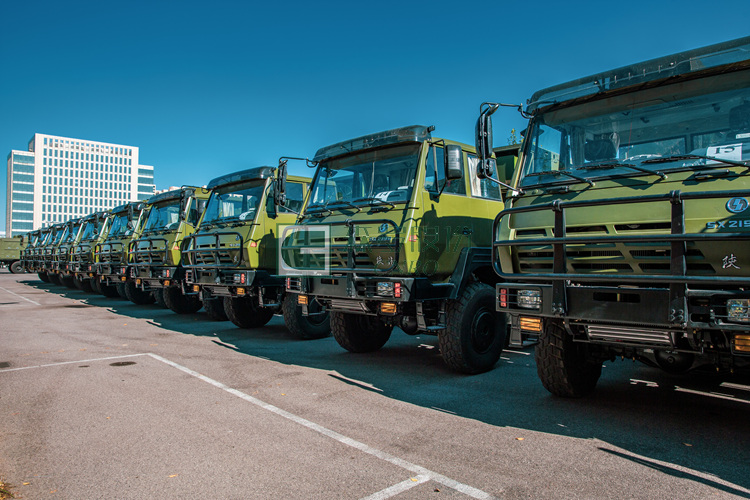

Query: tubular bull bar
left=494, top=189, right=750, bottom=333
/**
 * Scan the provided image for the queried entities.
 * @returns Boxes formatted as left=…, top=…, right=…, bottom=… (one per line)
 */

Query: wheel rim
left=470, top=307, right=495, bottom=354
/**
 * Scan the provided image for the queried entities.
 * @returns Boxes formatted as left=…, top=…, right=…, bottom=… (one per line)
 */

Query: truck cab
left=51, top=218, right=84, bottom=287
left=478, top=36, right=750, bottom=396
left=283, top=125, right=516, bottom=373
left=70, top=211, right=109, bottom=292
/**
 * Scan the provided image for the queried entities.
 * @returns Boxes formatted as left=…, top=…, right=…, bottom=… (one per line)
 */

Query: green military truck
left=182, top=167, right=330, bottom=337
left=476, top=36, right=750, bottom=396
left=20, top=230, right=41, bottom=273
left=52, top=218, right=85, bottom=288
left=94, top=202, right=146, bottom=298
left=0, top=236, right=25, bottom=273
left=40, top=224, right=65, bottom=284
left=32, top=226, right=55, bottom=282
left=70, top=211, right=109, bottom=292
left=129, top=186, right=211, bottom=309
left=281, top=125, right=515, bottom=373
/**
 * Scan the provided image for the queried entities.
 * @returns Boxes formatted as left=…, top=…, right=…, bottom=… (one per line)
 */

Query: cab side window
left=281, top=182, right=305, bottom=213
left=425, top=145, right=466, bottom=196
left=467, top=155, right=502, bottom=200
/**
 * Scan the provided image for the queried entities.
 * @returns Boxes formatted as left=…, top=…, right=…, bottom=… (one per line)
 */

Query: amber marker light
left=519, top=316, right=542, bottom=332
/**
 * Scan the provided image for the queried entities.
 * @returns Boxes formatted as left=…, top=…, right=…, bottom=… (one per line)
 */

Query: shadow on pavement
left=20, top=277, right=750, bottom=493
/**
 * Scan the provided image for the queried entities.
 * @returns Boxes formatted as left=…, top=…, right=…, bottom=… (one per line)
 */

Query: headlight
left=727, top=299, right=750, bottom=323
left=377, top=282, right=394, bottom=296
left=517, top=290, right=541, bottom=309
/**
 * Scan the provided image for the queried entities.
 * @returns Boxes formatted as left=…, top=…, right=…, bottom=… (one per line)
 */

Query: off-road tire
left=163, top=286, right=202, bottom=314
left=38, top=272, right=50, bottom=283
left=203, top=297, right=228, bottom=321
left=439, top=282, right=505, bottom=374
left=153, top=288, right=168, bottom=308
left=124, top=281, right=155, bottom=305
left=331, top=311, right=392, bottom=353
left=60, top=275, right=76, bottom=289
left=536, top=318, right=602, bottom=398
left=10, top=261, right=23, bottom=274
left=116, top=282, right=128, bottom=299
left=73, top=276, right=94, bottom=293
left=225, top=296, right=274, bottom=329
left=282, top=294, right=330, bottom=340
left=99, top=281, right=121, bottom=298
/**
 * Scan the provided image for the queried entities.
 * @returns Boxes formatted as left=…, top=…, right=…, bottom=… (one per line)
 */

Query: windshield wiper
left=306, top=203, right=333, bottom=217
left=643, top=154, right=749, bottom=169
left=352, top=197, right=396, bottom=210
left=577, top=161, right=667, bottom=180
left=527, top=170, right=595, bottom=187
left=325, top=200, right=361, bottom=213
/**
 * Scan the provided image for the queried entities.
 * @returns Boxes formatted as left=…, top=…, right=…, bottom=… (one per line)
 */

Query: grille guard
left=494, top=189, right=750, bottom=285
left=129, top=237, right=169, bottom=265
left=280, top=218, right=401, bottom=274
left=182, top=231, right=244, bottom=270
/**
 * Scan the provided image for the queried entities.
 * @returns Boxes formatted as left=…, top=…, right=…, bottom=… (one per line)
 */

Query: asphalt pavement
left=1, top=271, right=749, bottom=499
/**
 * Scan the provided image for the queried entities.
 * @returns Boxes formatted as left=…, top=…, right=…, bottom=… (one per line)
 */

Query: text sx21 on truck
left=281, top=125, right=517, bottom=373
left=181, top=167, right=331, bottom=338
left=94, top=201, right=145, bottom=298
left=475, top=36, right=750, bottom=397
left=128, top=187, right=210, bottom=310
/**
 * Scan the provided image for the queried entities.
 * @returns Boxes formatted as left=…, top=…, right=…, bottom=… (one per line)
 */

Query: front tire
left=153, top=288, right=168, bottom=308
left=38, top=272, right=50, bottom=283
left=163, top=286, right=202, bottom=314
left=124, top=281, right=155, bottom=305
left=282, top=294, right=330, bottom=340
left=73, top=276, right=94, bottom=293
left=60, top=275, right=76, bottom=289
left=536, top=318, right=602, bottom=397
left=10, top=261, right=23, bottom=274
left=48, top=273, right=62, bottom=285
left=225, top=296, right=274, bottom=329
left=439, top=282, right=505, bottom=374
left=203, top=297, right=228, bottom=321
left=331, top=311, right=392, bottom=353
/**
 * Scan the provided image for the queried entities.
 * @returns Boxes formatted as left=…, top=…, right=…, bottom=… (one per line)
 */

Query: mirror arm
left=480, top=174, right=523, bottom=196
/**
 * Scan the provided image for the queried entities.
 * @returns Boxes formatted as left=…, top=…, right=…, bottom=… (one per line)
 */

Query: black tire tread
left=439, top=281, right=504, bottom=374
left=535, top=319, right=602, bottom=398
left=282, top=294, right=330, bottom=340
left=331, top=311, right=392, bottom=353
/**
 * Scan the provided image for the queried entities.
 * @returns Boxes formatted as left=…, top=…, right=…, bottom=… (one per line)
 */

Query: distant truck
left=0, top=237, right=25, bottom=273
left=95, top=202, right=146, bottom=298
left=475, top=36, right=750, bottom=396
left=129, top=186, right=211, bottom=309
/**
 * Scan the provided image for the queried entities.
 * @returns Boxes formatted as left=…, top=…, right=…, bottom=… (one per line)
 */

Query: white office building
left=6, top=133, right=156, bottom=236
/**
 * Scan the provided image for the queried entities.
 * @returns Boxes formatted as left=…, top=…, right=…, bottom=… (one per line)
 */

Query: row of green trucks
left=17, top=36, right=750, bottom=396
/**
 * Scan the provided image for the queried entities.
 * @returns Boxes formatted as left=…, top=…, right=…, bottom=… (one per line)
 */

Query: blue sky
left=2, top=0, right=749, bottom=232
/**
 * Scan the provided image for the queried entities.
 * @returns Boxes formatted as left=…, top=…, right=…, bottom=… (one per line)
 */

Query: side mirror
left=475, top=104, right=499, bottom=162
left=444, top=144, right=463, bottom=180
left=275, top=160, right=288, bottom=207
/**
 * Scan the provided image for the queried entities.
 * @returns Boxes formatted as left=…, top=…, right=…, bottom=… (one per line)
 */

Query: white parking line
left=360, top=474, right=430, bottom=500
left=0, top=353, right=499, bottom=499
left=0, top=286, right=41, bottom=306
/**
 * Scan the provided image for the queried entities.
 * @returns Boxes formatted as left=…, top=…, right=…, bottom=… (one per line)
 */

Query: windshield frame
left=201, top=179, right=268, bottom=226
left=307, top=142, right=423, bottom=213
left=518, top=68, right=750, bottom=189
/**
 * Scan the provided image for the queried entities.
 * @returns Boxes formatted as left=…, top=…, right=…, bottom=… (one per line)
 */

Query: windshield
left=107, top=213, right=135, bottom=239
left=61, top=224, right=81, bottom=244
left=79, top=220, right=100, bottom=241
left=142, top=201, right=181, bottom=233
left=309, top=143, right=421, bottom=209
left=520, top=69, right=750, bottom=187
left=202, top=181, right=265, bottom=224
